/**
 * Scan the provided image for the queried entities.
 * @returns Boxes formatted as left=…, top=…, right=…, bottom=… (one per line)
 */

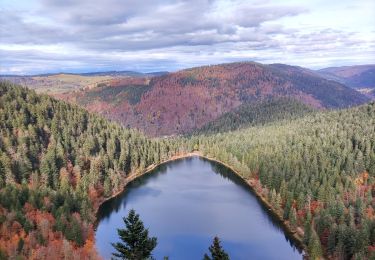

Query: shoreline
left=93, top=152, right=201, bottom=218
left=193, top=153, right=307, bottom=253
left=94, top=151, right=306, bottom=255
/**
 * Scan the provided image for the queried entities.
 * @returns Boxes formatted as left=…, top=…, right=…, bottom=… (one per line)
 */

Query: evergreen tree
left=112, top=209, right=157, bottom=260
left=289, top=207, right=298, bottom=229
left=308, top=230, right=323, bottom=260
left=203, top=236, right=230, bottom=260
left=303, top=219, right=312, bottom=246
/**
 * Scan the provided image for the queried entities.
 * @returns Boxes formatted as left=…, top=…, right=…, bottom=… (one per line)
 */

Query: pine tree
left=289, top=207, right=298, bottom=229
left=327, top=225, right=337, bottom=255
left=203, top=236, right=230, bottom=260
left=303, top=220, right=312, bottom=246
left=308, top=230, right=323, bottom=260
left=112, top=209, right=157, bottom=260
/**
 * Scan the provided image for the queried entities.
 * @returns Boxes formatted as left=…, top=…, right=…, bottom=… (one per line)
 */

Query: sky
left=0, top=0, right=374, bottom=75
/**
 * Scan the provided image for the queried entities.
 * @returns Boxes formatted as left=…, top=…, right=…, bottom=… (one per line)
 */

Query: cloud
left=39, top=0, right=163, bottom=25
left=0, top=0, right=374, bottom=74
left=1, top=0, right=305, bottom=48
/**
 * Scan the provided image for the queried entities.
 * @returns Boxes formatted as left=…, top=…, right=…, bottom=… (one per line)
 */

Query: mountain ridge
left=56, top=61, right=368, bottom=136
left=2, top=61, right=370, bottom=136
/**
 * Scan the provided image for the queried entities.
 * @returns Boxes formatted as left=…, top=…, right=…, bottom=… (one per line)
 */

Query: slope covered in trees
left=1, top=80, right=374, bottom=259
left=0, top=81, right=186, bottom=259
left=39, top=62, right=369, bottom=136
left=196, top=98, right=315, bottom=134
left=194, top=102, right=375, bottom=259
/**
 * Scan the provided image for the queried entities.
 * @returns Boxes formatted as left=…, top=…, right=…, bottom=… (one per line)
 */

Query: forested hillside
left=0, top=82, right=186, bottom=259
left=194, top=102, right=375, bottom=259
left=196, top=98, right=315, bottom=134
left=51, top=62, right=369, bottom=136
left=1, top=81, right=374, bottom=259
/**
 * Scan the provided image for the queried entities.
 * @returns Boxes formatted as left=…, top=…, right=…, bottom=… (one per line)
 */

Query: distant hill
left=0, top=71, right=167, bottom=94
left=0, top=70, right=167, bottom=77
left=0, top=74, right=116, bottom=94
left=76, top=71, right=168, bottom=77
left=54, top=62, right=369, bottom=136
left=318, top=64, right=375, bottom=89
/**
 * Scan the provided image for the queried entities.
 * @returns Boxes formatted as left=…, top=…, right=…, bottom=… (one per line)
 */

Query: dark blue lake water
left=95, top=156, right=303, bottom=259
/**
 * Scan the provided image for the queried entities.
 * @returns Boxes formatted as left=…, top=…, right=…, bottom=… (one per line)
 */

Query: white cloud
left=0, top=0, right=374, bottom=74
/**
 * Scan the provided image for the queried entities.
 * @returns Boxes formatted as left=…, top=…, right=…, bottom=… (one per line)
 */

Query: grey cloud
left=1, top=0, right=306, bottom=51
left=0, top=11, right=73, bottom=45
left=229, top=5, right=307, bottom=28
left=1, top=0, right=373, bottom=74
left=39, top=0, right=164, bottom=25
left=289, top=30, right=366, bottom=50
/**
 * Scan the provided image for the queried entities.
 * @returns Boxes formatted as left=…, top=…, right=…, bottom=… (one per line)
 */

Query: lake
left=95, top=156, right=303, bottom=259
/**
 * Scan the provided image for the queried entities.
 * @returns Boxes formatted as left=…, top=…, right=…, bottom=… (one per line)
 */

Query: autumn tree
left=308, top=230, right=323, bottom=260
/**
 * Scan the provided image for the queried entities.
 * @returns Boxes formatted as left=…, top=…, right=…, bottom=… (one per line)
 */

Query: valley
left=318, top=65, right=375, bottom=89
left=2, top=0, right=374, bottom=259
left=0, top=78, right=374, bottom=259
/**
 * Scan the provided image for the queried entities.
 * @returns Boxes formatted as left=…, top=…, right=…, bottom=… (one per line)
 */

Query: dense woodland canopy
left=0, top=81, right=374, bottom=259
left=194, top=101, right=375, bottom=259
left=195, top=98, right=315, bottom=134
left=0, top=82, right=188, bottom=259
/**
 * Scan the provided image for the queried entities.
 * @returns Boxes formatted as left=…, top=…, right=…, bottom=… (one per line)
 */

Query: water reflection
left=96, top=156, right=303, bottom=260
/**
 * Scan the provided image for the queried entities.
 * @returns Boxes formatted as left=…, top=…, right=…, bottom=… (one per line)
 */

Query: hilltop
left=55, top=62, right=369, bottom=136
left=2, top=62, right=370, bottom=136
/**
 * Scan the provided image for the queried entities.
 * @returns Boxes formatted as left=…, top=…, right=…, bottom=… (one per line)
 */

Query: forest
left=0, top=81, right=374, bottom=259
left=195, top=98, right=315, bottom=134
left=194, top=101, right=375, bottom=259
left=0, top=82, right=189, bottom=259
